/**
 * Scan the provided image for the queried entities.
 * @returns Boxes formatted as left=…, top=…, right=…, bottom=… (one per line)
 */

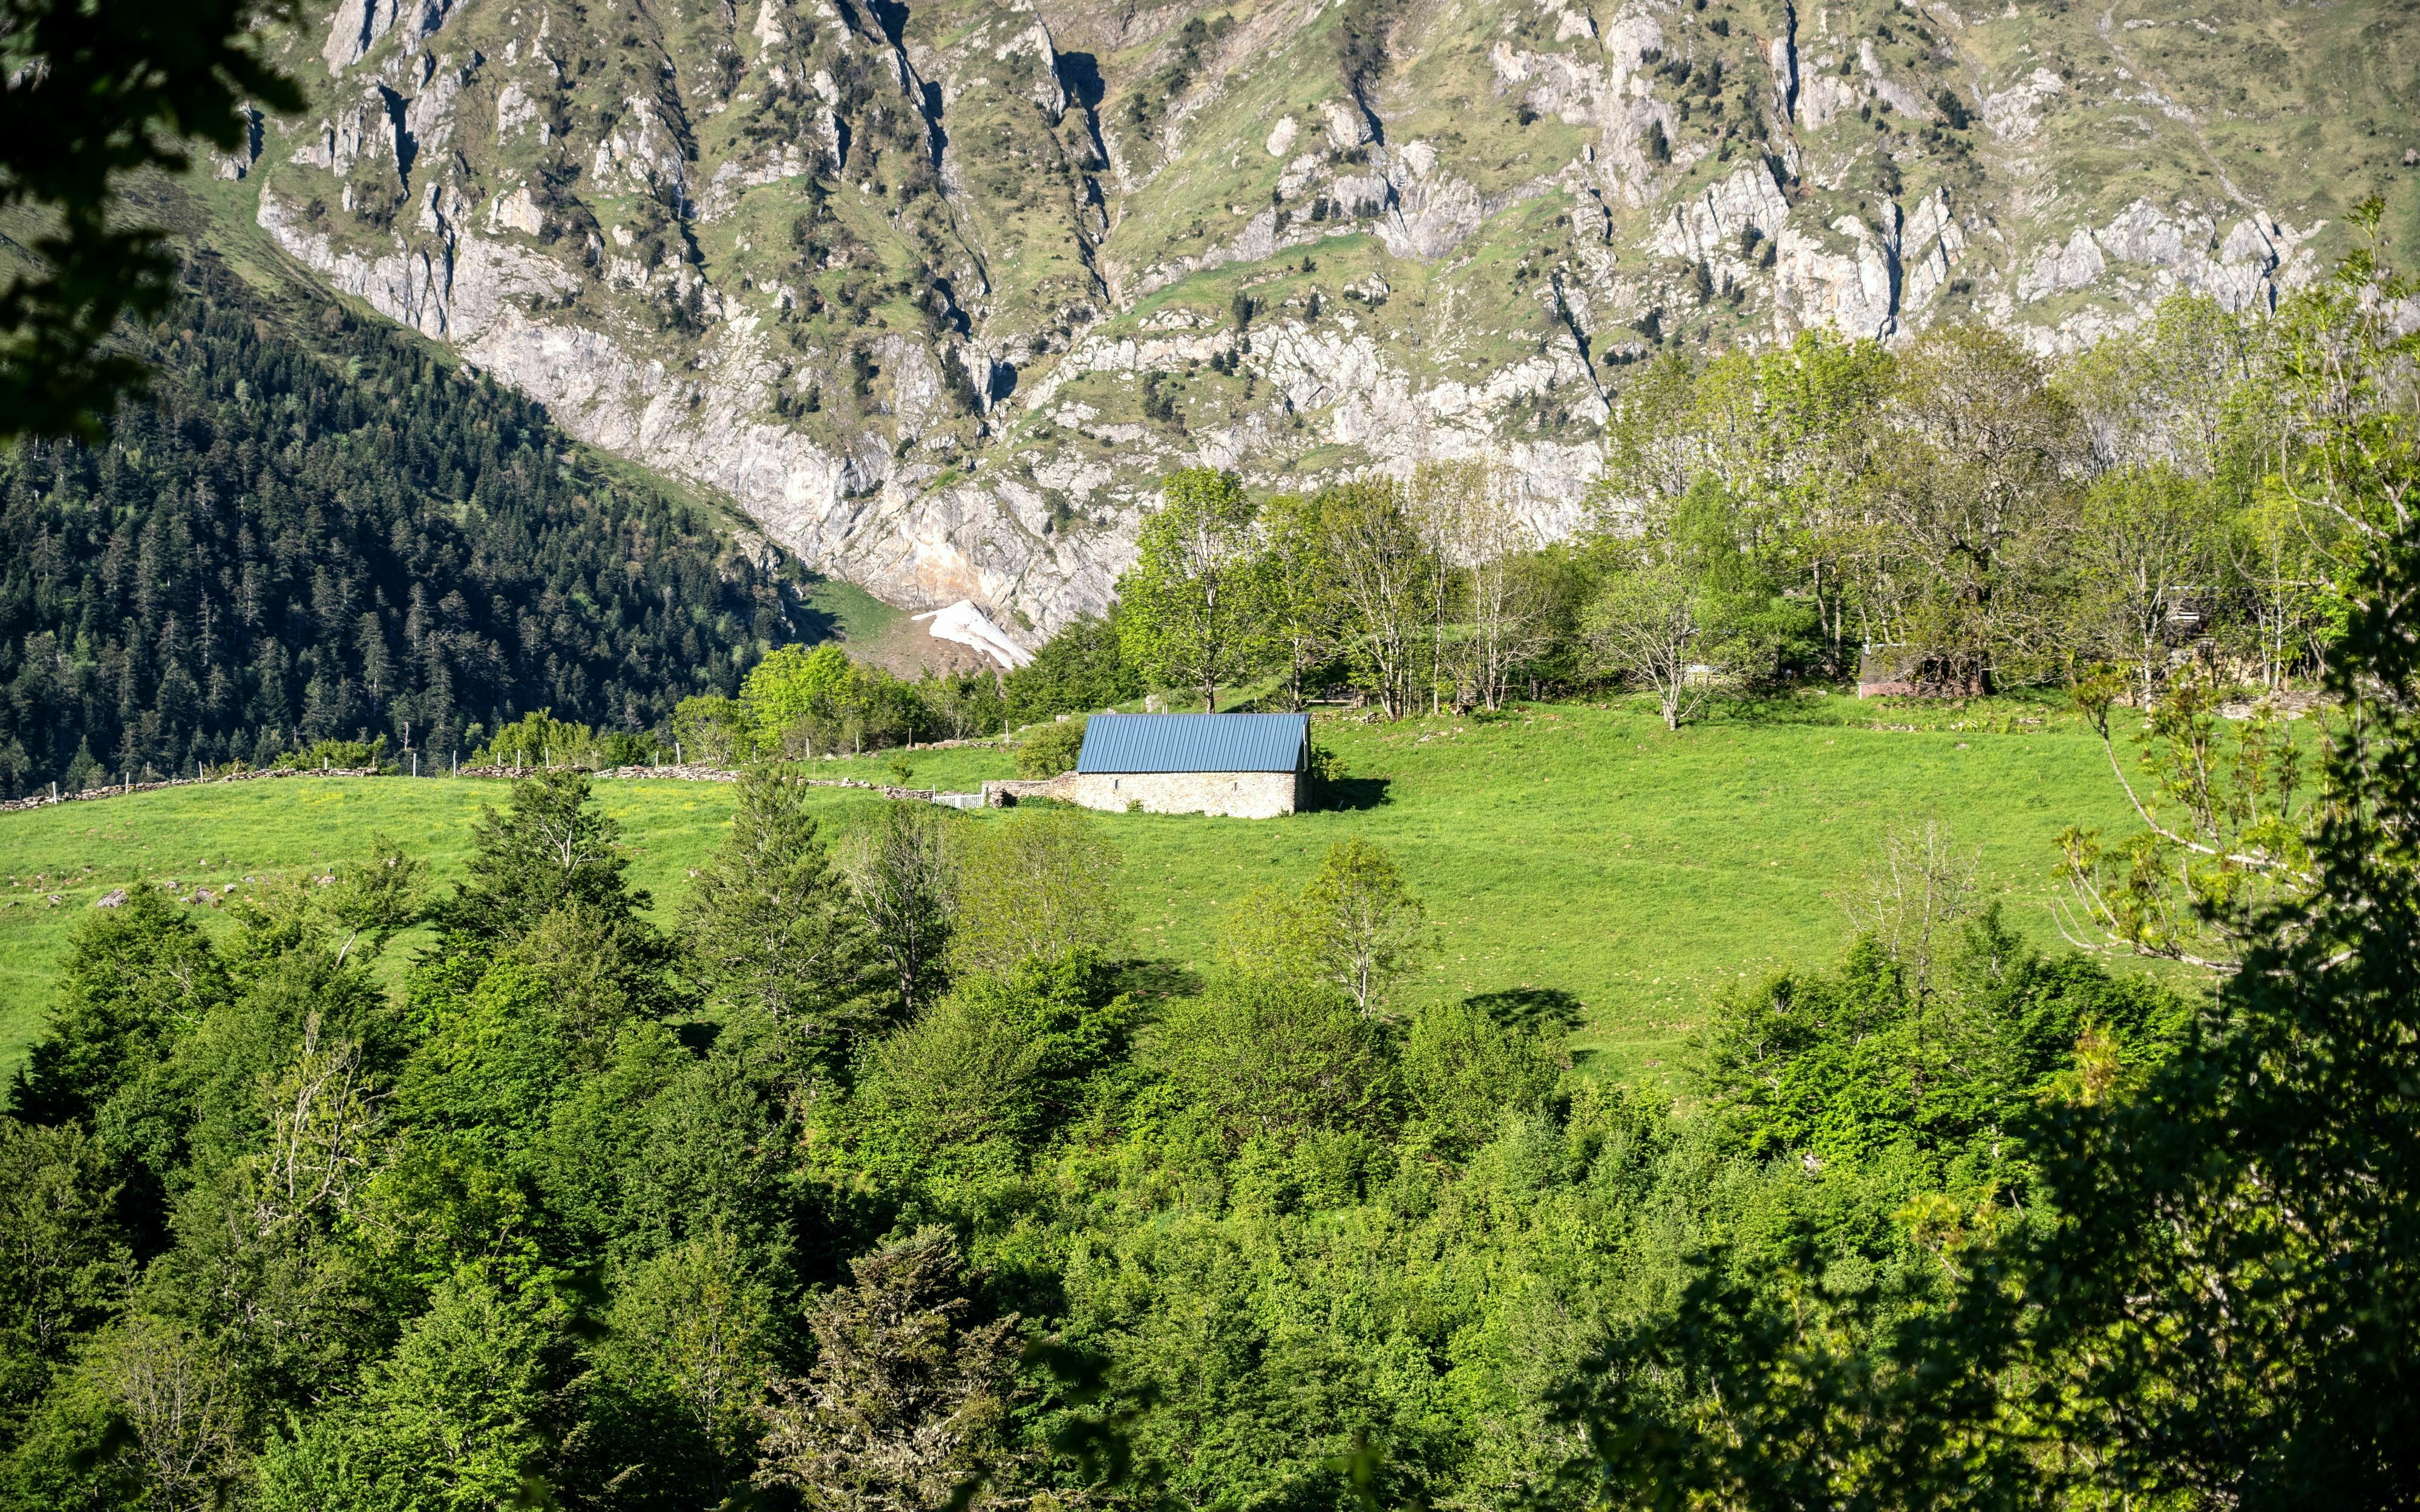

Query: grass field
left=0, top=692, right=2165, bottom=1087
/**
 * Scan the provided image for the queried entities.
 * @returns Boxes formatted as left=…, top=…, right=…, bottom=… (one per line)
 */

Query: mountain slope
left=224, top=0, right=2418, bottom=633
left=0, top=259, right=813, bottom=791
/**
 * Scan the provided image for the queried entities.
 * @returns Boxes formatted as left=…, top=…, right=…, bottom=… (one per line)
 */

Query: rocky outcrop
left=2015, top=201, right=2310, bottom=313
left=237, top=0, right=2366, bottom=636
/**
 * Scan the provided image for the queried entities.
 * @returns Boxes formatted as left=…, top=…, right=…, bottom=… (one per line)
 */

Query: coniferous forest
left=0, top=261, right=813, bottom=793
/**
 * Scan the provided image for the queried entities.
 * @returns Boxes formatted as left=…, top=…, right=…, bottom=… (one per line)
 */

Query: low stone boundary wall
left=0, top=765, right=382, bottom=815
left=3, top=746, right=1014, bottom=816
left=981, top=777, right=1072, bottom=807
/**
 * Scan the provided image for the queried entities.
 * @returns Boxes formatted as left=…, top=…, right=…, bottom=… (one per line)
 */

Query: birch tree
left=1584, top=555, right=1711, bottom=731
left=1456, top=472, right=1551, bottom=709
left=1319, top=479, right=1428, bottom=718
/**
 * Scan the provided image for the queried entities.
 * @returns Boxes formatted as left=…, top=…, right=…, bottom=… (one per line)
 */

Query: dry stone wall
left=987, top=770, right=1300, bottom=819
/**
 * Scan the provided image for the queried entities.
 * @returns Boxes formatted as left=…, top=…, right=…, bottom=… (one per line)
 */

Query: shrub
left=1016, top=717, right=1085, bottom=778
left=275, top=736, right=390, bottom=771
left=1005, top=619, right=1140, bottom=723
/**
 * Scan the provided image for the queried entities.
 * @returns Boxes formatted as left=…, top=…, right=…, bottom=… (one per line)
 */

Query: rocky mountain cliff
left=220, top=0, right=2417, bottom=636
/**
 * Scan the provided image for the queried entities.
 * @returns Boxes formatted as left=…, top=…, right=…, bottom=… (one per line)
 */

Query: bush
left=1403, top=1000, right=1566, bottom=1155
left=744, top=642, right=924, bottom=755
left=473, top=712, right=599, bottom=769
left=1016, top=717, right=1085, bottom=779
left=1004, top=615, right=1142, bottom=725
left=1148, top=975, right=1399, bottom=1152
left=275, top=736, right=390, bottom=771
left=1306, top=741, right=1346, bottom=798
left=670, top=694, right=754, bottom=764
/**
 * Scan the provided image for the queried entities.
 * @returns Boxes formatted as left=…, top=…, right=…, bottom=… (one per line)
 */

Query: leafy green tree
left=1693, top=910, right=2184, bottom=1176
left=2058, top=293, right=2259, bottom=475
left=2070, top=464, right=2223, bottom=707
left=1216, top=882, right=1326, bottom=982
left=471, top=710, right=608, bottom=770
left=1402, top=1001, right=1566, bottom=1157
left=257, top=1276, right=554, bottom=1512
left=0, top=1124, right=130, bottom=1436
left=431, top=770, right=655, bottom=951
left=2056, top=673, right=2312, bottom=971
left=1318, top=479, right=1428, bottom=717
left=744, top=644, right=857, bottom=755
left=1871, top=326, right=2080, bottom=691
left=1583, top=552, right=1710, bottom=731
left=2231, top=487, right=2347, bottom=690
left=10, top=887, right=226, bottom=1130
left=854, top=950, right=1138, bottom=1193
left=1595, top=333, right=1893, bottom=672
left=592, top=1225, right=777, bottom=1507
left=859, top=990, right=1048, bottom=1178
left=682, top=770, right=880, bottom=1050
left=0, top=0, right=300, bottom=440
left=672, top=694, right=757, bottom=766
left=1118, top=469, right=1269, bottom=711
left=1150, top=974, right=1398, bottom=1150
left=95, top=1317, right=244, bottom=1512
left=1301, top=839, right=1430, bottom=1016
left=1002, top=614, right=1142, bottom=726
left=1974, top=227, right=2420, bottom=1502
left=619, top=1050, right=798, bottom=1266
left=1014, top=717, right=1085, bottom=778
left=1258, top=492, right=1347, bottom=709
left=916, top=669, right=1008, bottom=741
left=950, top=807, right=1126, bottom=977
left=1666, top=475, right=1823, bottom=688
left=753, top=1231, right=1023, bottom=1511
left=220, top=835, right=428, bottom=971
left=839, top=801, right=957, bottom=1017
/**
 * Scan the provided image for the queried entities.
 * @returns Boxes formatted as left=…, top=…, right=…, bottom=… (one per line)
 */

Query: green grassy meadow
left=0, top=693, right=2160, bottom=1087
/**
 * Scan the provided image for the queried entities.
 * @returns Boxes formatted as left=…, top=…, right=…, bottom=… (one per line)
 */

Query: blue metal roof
left=1076, top=712, right=1309, bottom=774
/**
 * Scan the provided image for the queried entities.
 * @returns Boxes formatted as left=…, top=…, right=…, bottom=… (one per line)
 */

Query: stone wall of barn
left=983, top=771, right=1300, bottom=818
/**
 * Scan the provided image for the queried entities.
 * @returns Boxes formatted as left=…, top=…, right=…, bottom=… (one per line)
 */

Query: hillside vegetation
left=0, top=692, right=2143, bottom=1086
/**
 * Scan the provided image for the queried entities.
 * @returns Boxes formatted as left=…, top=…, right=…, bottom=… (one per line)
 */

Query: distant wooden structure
left=1856, top=644, right=1984, bottom=700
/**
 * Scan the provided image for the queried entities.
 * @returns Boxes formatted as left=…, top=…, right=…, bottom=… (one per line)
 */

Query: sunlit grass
left=0, top=691, right=2161, bottom=1085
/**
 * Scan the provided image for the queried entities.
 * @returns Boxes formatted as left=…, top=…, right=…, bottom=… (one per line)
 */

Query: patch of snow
left=915, top=599, right=1035, bottom=670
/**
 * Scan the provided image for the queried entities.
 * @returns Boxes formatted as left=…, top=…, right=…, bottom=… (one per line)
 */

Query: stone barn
left=987, top=712, right=1310, bottom=818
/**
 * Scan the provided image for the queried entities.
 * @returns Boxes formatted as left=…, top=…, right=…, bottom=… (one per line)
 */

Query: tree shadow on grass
left=1462, top=985, right=1586, bottom=1034
left=1319, top=777, right=1392, bottom=812
left=1110, top=957, right=1205, bottom=1004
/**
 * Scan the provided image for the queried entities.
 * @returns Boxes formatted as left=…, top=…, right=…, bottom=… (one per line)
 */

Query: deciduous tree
left=840, top=802, right=957, bottom=1017
left=1118, top=469, right=1268, bottom=711
left=950, top=807, right=1125, bottom=976
left=1302, top=838, right=1430, bottom=1015
left=1319, top=480, right=1428, bottom=718
left=1583, top=553, right=1710, bottom=731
